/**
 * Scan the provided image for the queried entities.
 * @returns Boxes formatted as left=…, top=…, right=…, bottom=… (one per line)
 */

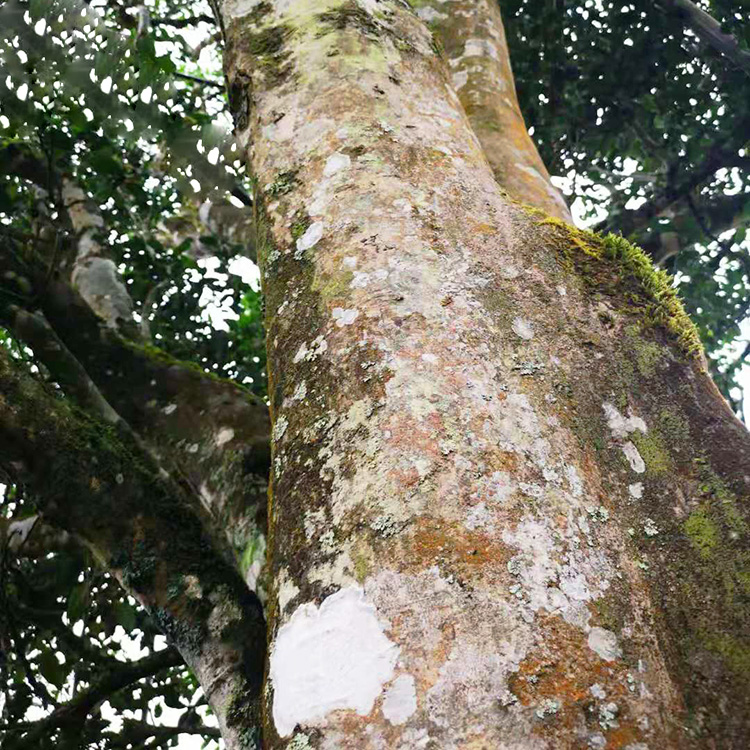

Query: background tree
left=0, top=0, right=748, bottom=748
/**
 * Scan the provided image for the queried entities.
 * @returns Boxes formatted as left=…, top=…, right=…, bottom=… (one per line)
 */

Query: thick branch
left=1, top=306, right=119, bottom=424
left=420, top=0, right=571, bottom=221
left=0, top=349, right=265, bottom=748
left=664, top=0, right=750, bottom=76
left=0, top=233, right=270, bottom=581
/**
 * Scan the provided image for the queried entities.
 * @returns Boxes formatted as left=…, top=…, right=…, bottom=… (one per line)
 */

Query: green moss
left=247, top=1, right=272, bottom=24
left=246, top=24, right=290, bottom=56
left=624, top=324, right=664, bottom=377
left=230, top=19, right=294, bottom=89
left=631, top=431, right=671, bottom=474
left=696, top=460, right=748, bottom=537
left=290, top=216, right=312, bottom=241
left=658, top=407, right=691, bottom=447
left=702, top=632, right=750, bottom=679
left=536, top=217, right=703, bottom=358
left=736, top=571, right=750, bottom=596
left=312, top=267, right=354, bottom=304
left=354, top=552, right=368, bottom=583
left=684, top=508, right=719, bottom=559
left=266, top=170, right=299, bottom=197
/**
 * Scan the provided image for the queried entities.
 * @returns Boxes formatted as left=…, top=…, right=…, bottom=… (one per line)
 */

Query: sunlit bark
left=218, top=1, right=750, bottom=747
left=416, top=0, right=571, bottom=220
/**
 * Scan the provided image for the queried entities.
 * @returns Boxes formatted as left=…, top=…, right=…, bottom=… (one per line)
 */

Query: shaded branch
left=0, top=306, right=120, bottom=424
left=0, top=347, right=266, bottom=744
left=662, top=0, right=750, bottom=76
left=2, top=649, right=183, bottom=746
left=602, top=134, right=750, bottom=238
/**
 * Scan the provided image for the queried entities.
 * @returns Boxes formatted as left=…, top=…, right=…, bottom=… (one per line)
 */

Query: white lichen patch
left=629, top=482, right=644, bottom=500
left=214, top=427, right=235, bottom=448
left=323, top=152, right=351, bottom=177
left=622, top=441, right=646, bottom=474
left=273, top=416, right=289, bottom=442
left=284, top=381, right=308, bottom=407
left=590, top=683, right=607, bottom=699
left=304, top=508, right=327, bottom=540
left=270, top=586, right=399, bottom=737
left=382, top=674, right=417, bottom=725
left=277, top=569, right=300, bottom=615
left=332, top=308, right=359, bottom=327
left=465, top=502, right=493, bottom=531
left=296, top=221, right=324, bottom=253
left=512, top=317, right=535, bottom=340
left=588, top=627, right=622, bottom=662
left=535, top=698, right=560, bottom=719
left=566, top=464, right=584, bottom=497
left=286, top=733, right=312, bottom=750
left=603, top=403, right=647, bottom=440
left=184, top=575, right=203, bottom=599
left=294, top=336, right=328, bottom=363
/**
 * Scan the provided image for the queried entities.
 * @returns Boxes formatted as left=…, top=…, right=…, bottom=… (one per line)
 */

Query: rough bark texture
left=219, top=1, right=750, bottom=748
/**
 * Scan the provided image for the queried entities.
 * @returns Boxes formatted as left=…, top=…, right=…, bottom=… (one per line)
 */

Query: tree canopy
left=0, top=0, right=748, bottom=747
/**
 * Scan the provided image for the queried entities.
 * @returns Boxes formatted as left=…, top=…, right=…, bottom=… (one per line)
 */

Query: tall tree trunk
left=219, top=1, right=750, bottom=748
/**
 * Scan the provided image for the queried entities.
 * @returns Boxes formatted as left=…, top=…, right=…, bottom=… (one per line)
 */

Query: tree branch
left=2, top=649, right=183, bottom=745
left=662, top=0, right=750, bottom=76
left=601, top=132, right=750, bottom=238
left=174, top=71, right=224, bottom=89
left=0, top=348, right=266, bottom=744
left=0, top=306, right=120, bottom=424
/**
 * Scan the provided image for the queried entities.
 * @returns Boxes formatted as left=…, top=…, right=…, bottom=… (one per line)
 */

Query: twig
left=174, top=71, right=224, bottom=89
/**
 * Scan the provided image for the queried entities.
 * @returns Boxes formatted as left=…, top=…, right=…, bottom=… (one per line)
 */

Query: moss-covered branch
left=0, top=349, right=266, bottom=748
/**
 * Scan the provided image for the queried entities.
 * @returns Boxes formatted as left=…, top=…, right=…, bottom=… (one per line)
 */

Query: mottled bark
left=0, top=229, right=270, bottom=585
left=219, top=1, right=750, bottom=748
left=0, top=348, right=266, bottom=749
left=414, top=0, right=571, bottom=220
left=61, top=179, right=136, bottom=332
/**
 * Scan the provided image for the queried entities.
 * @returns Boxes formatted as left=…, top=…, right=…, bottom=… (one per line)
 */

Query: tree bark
left=415, top=0, right=571, bottom=221
left=219, top=1, right=750, bottom=747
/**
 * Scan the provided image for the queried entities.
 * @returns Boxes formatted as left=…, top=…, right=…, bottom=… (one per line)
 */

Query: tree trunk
left=218, top=1, right=750, bottom=748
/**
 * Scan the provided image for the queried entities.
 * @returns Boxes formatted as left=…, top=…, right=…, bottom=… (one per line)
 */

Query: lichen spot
left=587, top=627, right=621, bottom=661
left=273, top=415, right=289, bottom=442
left=603, top=403, right=647, bottom=440
left=296, top=221, right=324, bottom=253
left=629, top=482, right=644, bottom=500
left=270, top=586, right=399, bottom=737
left=622, top=441, right=646, bottom=474
left=215, top=427, right=235, bottom=448
left=323, top=152, right=351, bottom=177
left=382, top=674, right=417, bottom=725
left=512, top=317, right=534, bottom=340
left=332, top=307, right=359, bottom=327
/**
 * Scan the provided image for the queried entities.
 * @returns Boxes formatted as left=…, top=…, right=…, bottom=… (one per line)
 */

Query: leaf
left=114, top=601, right=138, bottom=632
left=67, top=581, right=91, bottom=623
left=38, top=651, right=66, bottom=688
